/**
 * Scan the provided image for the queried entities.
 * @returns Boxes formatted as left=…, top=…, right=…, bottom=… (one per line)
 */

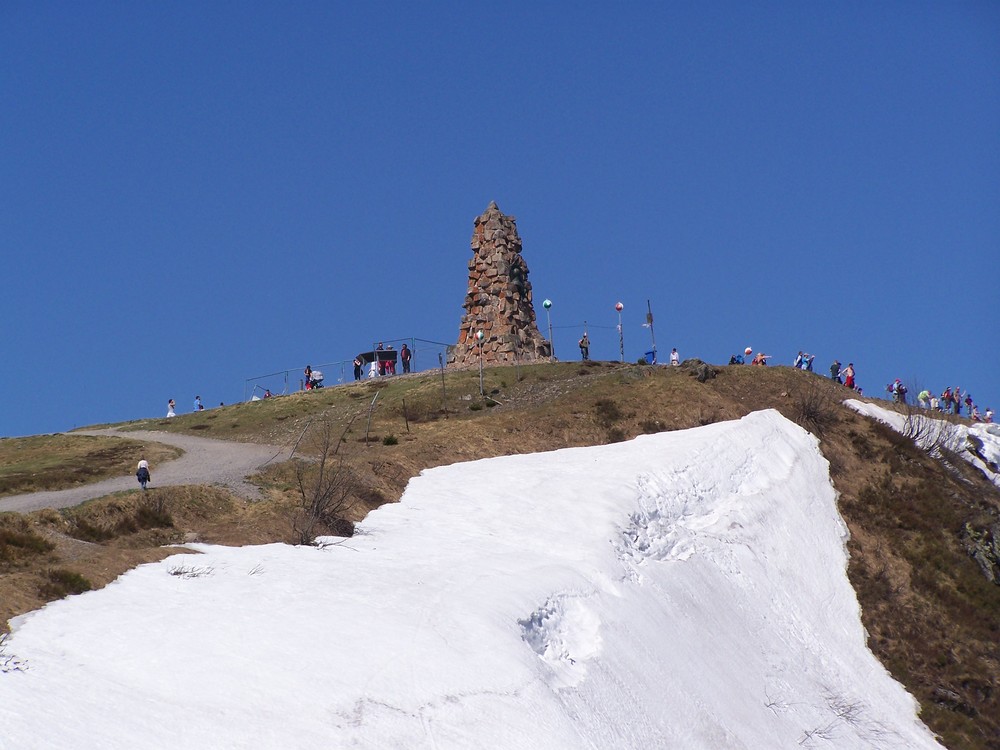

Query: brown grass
left=3, top=362, right=999, bottom=748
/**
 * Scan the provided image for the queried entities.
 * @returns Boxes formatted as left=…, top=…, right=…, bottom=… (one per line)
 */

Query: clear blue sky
left=2, top=2, right=997, bottom=436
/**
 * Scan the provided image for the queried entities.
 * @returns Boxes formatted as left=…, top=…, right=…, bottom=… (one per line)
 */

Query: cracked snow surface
left=0, top=411, right=942, bottom=749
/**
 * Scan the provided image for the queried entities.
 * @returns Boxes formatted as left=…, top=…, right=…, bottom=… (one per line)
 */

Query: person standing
left=400, top=344, right=412, bottom=373
left=830, top=360, right=842, bottom=383
left=670, top=348, right=680, bottom=366
left=578, top=333, right=590, bottom=361
left=353, top=355, right=364, bottom=381
left=136, top=458, right=151, bottom=491
left=304, top=365, right=313, bottom=390
left=166, top=399, right=176, bottom=418
left=842, top=363, right=856, bottom=390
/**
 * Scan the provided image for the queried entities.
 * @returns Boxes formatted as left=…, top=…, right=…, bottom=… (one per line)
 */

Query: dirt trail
left=0, top=429, right=292, bottom=513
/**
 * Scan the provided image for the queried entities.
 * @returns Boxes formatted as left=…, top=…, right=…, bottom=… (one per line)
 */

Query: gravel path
left=0, top=429, right=293, bottom=514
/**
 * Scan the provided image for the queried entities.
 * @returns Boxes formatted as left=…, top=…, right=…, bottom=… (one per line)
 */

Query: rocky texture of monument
left=448, top=202, right=551, bottom=367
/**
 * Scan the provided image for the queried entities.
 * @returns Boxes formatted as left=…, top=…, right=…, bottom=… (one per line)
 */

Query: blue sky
left=2, top=2, right=997, bottom=436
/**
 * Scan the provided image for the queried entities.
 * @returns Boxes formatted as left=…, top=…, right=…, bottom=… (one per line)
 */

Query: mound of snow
left=0, top=410, right=941, bottom=749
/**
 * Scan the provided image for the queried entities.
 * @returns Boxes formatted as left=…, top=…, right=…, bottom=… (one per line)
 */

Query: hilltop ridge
left=1, top=361, right=998, bottom=748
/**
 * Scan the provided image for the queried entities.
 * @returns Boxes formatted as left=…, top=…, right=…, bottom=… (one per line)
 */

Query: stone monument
left=448, top=201, right=551, bottom=367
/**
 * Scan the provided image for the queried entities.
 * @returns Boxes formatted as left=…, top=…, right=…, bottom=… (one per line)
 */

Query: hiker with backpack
left=941, top=387, right=954, bottom=413
left=890, top=379, right=907, bottom=404
left=136, top=458, right=151, bottom=491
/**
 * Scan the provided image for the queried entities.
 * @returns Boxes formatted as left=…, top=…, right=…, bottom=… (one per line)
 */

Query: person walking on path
left=578, top=333, right=590, bottom=361
left=400, top=344, right=412, bottom=373
left=136, top=458, right=151, bottom=491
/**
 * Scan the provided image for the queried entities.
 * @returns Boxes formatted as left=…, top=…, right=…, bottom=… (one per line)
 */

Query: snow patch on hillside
left=846, top=399, right=1000, bottom=487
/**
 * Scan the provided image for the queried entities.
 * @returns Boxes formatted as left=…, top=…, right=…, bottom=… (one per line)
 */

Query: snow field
left=0, top=410, right=942, bottom=749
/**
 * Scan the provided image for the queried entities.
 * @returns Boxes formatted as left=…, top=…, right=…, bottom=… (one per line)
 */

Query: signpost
left=615, top=302, right=624, bottom=363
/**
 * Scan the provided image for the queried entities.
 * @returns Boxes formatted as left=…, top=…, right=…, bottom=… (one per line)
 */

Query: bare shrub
left=793, top=383, right=835, bottom=434
left=291, top=417, right=360, bottom=544
left=900, top=402, right=953, bottom=456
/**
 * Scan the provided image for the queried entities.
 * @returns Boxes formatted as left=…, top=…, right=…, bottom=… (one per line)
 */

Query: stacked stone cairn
left=448, top=201, right=552, bottom=367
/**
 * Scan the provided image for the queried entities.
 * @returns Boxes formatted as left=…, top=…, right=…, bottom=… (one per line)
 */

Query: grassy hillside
left=1, top=361, right=998, bottom=749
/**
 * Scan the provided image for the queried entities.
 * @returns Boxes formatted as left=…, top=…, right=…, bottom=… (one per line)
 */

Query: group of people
left=578, top=333, right=680, bottom=367
left=729, top=348, right=776, bottom=366
left=914, top=386, right=993, bottom=422
left=165, top=396, right=207, bottom=417
left=303, top=365, right=324, bottom=390
left=830, top=360, right=859, bottom=392
left=886, top=379, right=907, bottom=403
left=726, top=349, right=864, bottom=393
left=351, top=342, right=413, bottom=381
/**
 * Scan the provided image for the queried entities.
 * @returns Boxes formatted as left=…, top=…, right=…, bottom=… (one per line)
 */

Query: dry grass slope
left=1, top=362, right=998, bottom=749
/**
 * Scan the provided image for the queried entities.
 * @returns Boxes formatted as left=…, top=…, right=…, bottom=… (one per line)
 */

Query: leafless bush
left=291, top=417, right=360, bottom=544
left=900, top=402, right=953, bottom=456
left=792, top=383, right=836, bottom=434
